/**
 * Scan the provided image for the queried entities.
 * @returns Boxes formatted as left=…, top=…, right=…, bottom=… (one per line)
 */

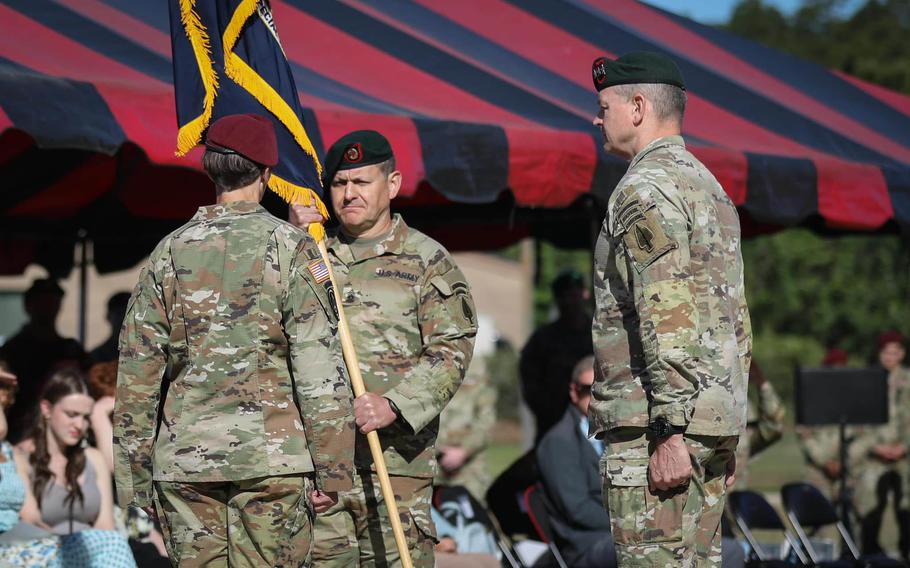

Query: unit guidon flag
left=169, top=0, right=328, bottom=237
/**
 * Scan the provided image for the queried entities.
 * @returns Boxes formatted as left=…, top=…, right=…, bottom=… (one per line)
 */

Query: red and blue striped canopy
left=2, top=0, right=909, bottom=274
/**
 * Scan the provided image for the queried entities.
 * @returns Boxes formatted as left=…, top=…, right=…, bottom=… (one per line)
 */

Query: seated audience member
left=1, top=278, right=88, bottom=442
left=89, top=293, right=131, bottom=364
left=537, top=356, right=744, bottom=568
left=797, top=348, right=849, bottom=499
left=536, top=355, right=617, bottom=568
left=432, top=504, right=500, bottom=568
left=17, top=369, right=136, bottom=567
left=0, top=365, right=60, bottom=567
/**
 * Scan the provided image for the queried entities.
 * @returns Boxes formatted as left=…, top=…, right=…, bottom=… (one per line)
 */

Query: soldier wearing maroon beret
left=114, top=113, right=355, bottom=566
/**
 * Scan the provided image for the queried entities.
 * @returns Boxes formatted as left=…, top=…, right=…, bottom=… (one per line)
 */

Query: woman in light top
left=16, top=368, right=135, bottom=567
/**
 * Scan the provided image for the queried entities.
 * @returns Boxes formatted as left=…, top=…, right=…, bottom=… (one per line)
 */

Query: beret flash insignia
left=344, top=143, right=363, bottom=164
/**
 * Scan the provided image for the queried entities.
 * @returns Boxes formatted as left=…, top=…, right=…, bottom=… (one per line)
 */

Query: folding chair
left=433, top=484, right=521, bottom=568
left=781, top=482, right=906, bottom=568
left=728, top=490, right=809, bottom=567
left=522, top=484, right=569, bottom=568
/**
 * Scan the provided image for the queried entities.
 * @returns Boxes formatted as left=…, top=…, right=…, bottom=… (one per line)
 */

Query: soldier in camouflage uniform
left=588, top=53, right=751, bottom=567
left=290, top=130, right=477, bottom=567
left=850, top=332, right=910, bottom=558
left=436, top=316, right=498, bottom=502
left=797, top=348, right=849, bottom=499
left=114, top=114, right=355, bottom=567
left=734, top=362, right=784, bottom=489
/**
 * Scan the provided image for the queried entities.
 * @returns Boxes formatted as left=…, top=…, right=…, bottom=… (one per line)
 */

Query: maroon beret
left=205, top=113, right=278, bottom=167
left=822, top=348, right=849, bottom=367
left=878, top=331, right=905, bottom=350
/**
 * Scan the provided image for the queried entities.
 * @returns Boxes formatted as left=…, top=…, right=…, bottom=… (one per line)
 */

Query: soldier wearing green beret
left=587, top=52, right=751, bottom=567
left=114, top=114, right=355, bottom=567
left=291, top=130, right=477, bottom=567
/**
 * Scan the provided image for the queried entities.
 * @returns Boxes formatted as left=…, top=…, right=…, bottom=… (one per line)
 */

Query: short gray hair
left=571, top=355, right=596, bottom=385
left=614, top=83, right=687, bottom=124
left=378, top=157, right=396, bottom=177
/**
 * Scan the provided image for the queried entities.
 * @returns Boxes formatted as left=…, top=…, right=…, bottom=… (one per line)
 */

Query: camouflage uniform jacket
left=326, top=214, right=477, bottom=478
left=589, top=135, right=752, bottom=437
left=114, top=202, right=355, bottom=509
left=437, top=352, right=497, bottom=459
left=739, top=380, right=785, bottom=460
left=850, top=366, right=910, bottom=462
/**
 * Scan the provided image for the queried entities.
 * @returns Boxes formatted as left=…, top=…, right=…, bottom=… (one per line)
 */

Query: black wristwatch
left=649, top=417, right=686, bottom=439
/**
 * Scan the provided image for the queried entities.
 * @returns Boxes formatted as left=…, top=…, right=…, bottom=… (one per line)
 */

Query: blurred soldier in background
left=797, top=348, right=849, bottom=499
left=850, top=332, right=909, bottom=558
left=437, top=315, right=498, bottom=502
left=733, top=361, right=785, bottom=488
left=520, top=269, right=592, bottom=442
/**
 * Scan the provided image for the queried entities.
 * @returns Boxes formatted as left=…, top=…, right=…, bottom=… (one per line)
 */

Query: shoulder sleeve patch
left=618, top=201, right=677, bottom=272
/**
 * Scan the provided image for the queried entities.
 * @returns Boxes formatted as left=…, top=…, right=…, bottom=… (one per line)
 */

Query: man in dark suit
left=536, top=355, right=617, bottom=568
left=537, top=356, right=745, bottom=568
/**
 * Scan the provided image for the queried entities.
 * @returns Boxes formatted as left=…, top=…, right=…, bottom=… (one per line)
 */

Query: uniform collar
left=329, top=214, right=408, bottom=264
left=628, top=134, right=685, bottom=170
left=192, top=201, right=264, bottom=221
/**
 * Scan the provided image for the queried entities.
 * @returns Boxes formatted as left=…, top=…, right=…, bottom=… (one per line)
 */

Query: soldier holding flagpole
left=291, top=131, right=478, bottom=568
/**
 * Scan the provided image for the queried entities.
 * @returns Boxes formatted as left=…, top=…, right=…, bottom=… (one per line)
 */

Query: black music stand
left=795, top=367, right=888, bottom=540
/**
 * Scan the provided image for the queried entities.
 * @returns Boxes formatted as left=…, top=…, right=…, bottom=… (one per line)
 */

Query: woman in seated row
left=0, top=367, right=136, bottom=567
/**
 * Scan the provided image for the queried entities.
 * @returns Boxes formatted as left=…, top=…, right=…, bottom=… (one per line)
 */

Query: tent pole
left=78, top=231, right=88, bottom=348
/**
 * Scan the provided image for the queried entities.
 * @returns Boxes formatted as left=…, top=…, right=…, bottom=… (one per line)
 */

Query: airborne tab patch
left=308, top=260, right=330, bottom=284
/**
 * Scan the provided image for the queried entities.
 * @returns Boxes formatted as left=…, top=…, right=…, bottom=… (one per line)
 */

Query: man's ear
left=631, top=93, right=645, bottom=126
left=261, top=167, right=272, bottom=186
left=387, top=170, right=402, bottom=200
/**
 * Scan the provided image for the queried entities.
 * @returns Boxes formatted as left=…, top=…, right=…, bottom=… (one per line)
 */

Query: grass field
left=482, top=427, right=902, bottom=555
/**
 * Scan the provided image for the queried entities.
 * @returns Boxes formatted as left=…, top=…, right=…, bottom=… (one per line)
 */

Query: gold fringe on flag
left=222, top=0, right=324, bottom=181
left=221, top=0, right=328, bottom=238
left=269, top=175, right=330, bottom=242
left=175, top=0, right=218, bottom=156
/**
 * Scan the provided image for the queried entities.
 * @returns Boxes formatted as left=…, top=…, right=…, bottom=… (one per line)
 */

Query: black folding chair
left=522, top=484, right=569, bottom=568
left=434, top=484, right=521, bottom=568
left=486, top=451, right=545, bottom=568
left=781, top=482, right=906, bottom=568
left=729, top=490, right=809, bottom=566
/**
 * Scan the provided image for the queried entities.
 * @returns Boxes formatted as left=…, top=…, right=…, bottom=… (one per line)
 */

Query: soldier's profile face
left=330, top=164, right=400, bottom=236
left=593, top=88, right=635, bottom=159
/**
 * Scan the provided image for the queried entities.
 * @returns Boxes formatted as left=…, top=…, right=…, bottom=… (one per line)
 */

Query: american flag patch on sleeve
left=308, top=260, right=330, bottom=284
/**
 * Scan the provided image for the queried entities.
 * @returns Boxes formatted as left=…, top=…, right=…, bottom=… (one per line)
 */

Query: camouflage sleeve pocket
left=615, top=200, right=677, bottom=273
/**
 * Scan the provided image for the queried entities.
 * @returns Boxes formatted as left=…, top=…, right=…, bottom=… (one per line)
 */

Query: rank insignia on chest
left=308, top=260, right=330, bottom=284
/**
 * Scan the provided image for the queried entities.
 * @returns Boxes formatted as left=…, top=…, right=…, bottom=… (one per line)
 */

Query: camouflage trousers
left=153, top=474, right=313, bottom=567
left=311, top=469, right=436, bottom=568
left=601, top=427, right=737, bottom=568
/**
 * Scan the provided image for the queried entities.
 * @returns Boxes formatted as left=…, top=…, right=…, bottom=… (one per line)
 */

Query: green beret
left=592, top=52, right=685, bottom=92
left=321, top=130, right=394, bottom=189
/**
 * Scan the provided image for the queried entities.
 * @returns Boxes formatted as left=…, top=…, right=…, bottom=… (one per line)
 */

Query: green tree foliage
left=727, top=0, right=910, bottom=94
left=725, top=0, right=910, bottom=396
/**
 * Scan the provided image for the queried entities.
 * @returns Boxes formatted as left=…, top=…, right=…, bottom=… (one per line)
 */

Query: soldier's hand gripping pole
left=316, top=240, right=414, bottom=568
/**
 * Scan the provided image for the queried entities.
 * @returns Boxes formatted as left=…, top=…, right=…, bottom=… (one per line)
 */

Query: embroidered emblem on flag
left=308, top=260, right=330, bottom=284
